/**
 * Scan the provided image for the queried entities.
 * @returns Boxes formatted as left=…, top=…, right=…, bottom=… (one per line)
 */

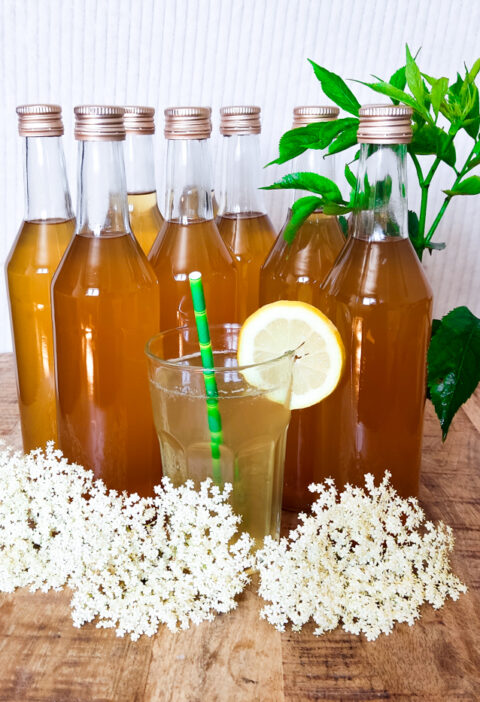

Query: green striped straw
left=189, top=271, right=223, bottom=484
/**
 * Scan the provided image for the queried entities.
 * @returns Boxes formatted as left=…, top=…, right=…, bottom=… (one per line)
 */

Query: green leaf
left=464, top=84, right=480, bottom=139
left=308, top=60, right=361, bottom=116
left=327, top=124, right=359, bottom=155
left=426, top=241, right=446, bottom=251
left=389, top=65, right=406, bottom=93
left=268, top=118, right=358, bottom=166
left=408, top=209, right=420, bottom=242
left=262, top=172, right=344, bottom=202
left=468, top=57, right=480, bottom=83
left=431, top=318, right=442, bottom=338
left=444, top=175, right=480, bottom=196
left=405, top=45, right=425, bottom=107
left=430, top=77, right=449, bottom=119
left=427, top=306, right=480, bottom=439
left=465, top=155, right=480, bottom=173
left=409, top=124, right=456, bottom=168
left=322, top=202, right=354, bottom=216
left=283, top=196, right=323, bottom=244
left=358, top=80, right=431, bottom=121
left=338, top=215, right=349, bottom=237
left=344, top=163, right=357, bottom=189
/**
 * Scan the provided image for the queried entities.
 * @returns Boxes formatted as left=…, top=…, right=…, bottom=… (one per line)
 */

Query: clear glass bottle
left=124, top=105, right=164, bottom=255
left=318, top=104, right=433, bottom=499
left=149, top=107, right=237, bottom=329
left=259, top=106, right=346, bottom=511
left=216, top=106, right=276, bottom=322
left=52, top=106, right=161, bottom=496
left=5, top=105, right=75, bottom=452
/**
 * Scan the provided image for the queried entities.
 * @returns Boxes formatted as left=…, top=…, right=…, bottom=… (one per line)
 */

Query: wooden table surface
left=0, top=353, right=479, bottom=702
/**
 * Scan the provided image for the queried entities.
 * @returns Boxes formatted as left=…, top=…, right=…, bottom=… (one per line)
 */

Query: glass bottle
left=52, top=106, right=161, bottom=496
left=259, top=106, right=346, bottom=511
left=216, top=106, right=276, bottom=322
left=149, top=107, right=237, bottom=329
left=124, top=105, right=164, bottom=255
left=5, top=105, right=75, bottom=452
left=318, top=104, right=433, bottom=499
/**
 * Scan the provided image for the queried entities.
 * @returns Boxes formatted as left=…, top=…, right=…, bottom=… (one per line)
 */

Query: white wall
left=1, top=0, right=480, bottom=351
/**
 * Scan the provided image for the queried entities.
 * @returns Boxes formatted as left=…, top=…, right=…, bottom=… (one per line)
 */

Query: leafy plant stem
left=425, top=141, right=478, bottom=245
left=409, top=152, right=425, bottom=186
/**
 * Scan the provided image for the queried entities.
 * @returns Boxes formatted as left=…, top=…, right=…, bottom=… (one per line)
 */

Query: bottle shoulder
left=149, top=219, right=237, bottom=271
left=322, top=236, right=433, bottom=305
left=53, top=231, right=159, bottom=293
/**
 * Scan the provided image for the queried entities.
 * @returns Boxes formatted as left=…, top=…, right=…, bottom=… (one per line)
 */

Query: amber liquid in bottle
left=318, top=142, right=433, bottom=499
left=318, top=236, right=432, bottom=497
left=149, top=124, right=237, bottom=329
left=217, top=123, right=276, bottom=322
left=260, top=145, right=345, bottom=511
left=6, top=218, right=75, bottom=451
left=5, top=126, right=75, bottom=452
left=125, top=128, right=164, bottom=255
left=217, top=212, right=276, bottom=322
left=53, top=232, right=160, bottom=495
left=53, top=130, right=161, bottom=496
left=128, top=191, right=164, bottom=255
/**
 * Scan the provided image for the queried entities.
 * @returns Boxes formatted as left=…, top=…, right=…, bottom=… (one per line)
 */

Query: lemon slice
left=237, top=300, right=345, bottom=410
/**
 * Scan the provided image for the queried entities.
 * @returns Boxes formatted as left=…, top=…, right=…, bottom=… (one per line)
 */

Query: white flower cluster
left=0, top=442, right=254, bottom=640
left=256, top=472, right=467, bottom=641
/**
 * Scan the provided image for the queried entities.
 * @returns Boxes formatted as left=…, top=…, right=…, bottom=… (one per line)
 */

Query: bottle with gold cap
left=259, top=106, right=346, bottom=511
left=149, top=107, right=237, bottom=329
left=216, top=106, right=276, bottom=322
left=124, top=105, right=164, bottom=255
left=52, top=105, right=161, bottom=496
left=5, top=105, right=75, bottom=452
left=318, top=104, right=433, bottom=499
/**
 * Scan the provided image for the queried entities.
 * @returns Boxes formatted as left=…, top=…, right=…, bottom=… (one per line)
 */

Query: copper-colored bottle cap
left=220, top=106, right=261, bottom=135
left=164, top=107, right=212, bottom=140
left=357, top=104, right=412, bottom=144
left=124, top=105, right=155, bottom=135
left=74, top=105, right=126, bottom=141
left=16, top=104, right=64, bottom=137
left=292, top=106, right=340, bottom=128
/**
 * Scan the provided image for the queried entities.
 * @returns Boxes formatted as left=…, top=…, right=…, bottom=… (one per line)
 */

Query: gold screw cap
left=292, top=106, right=340, bottom=128
left=16, top=104, right=64, bottom=137
left=164, top=107, right=212, bottom=140
left=124, top=106, right=155, bottom=135
left=220, top=106, right=261, bottom=135
left=357, top=104, right=413, bottom=144
left=74, top=105, right=126, bottom=141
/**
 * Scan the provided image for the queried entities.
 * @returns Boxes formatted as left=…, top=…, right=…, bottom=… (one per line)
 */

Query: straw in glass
left=188, top=271, right=223, bottom=484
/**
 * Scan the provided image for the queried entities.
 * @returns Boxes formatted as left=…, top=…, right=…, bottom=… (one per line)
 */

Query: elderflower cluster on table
left=0, top=443, right=466, bottom=641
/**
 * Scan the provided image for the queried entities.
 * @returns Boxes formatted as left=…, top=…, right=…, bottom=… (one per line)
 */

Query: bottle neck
left=76, top=140, right=131, bottom=236
left=352, top=143, right=408, bottom=241
left=124, top=133, right=157, bottom=194
left=164, top=138, right=214, bottom=223
left=23, top=136, right=73, bottom=221
left=218, top=133, right=266, bottom=215
left=293, top=145, right=335, bottom=203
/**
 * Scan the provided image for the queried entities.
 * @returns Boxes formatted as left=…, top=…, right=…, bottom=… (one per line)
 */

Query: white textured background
left=1, top=0, right=480, bottom=351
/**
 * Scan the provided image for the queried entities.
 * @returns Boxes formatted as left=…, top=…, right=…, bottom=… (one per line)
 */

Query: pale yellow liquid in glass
left=318, top=236, right=433, bottom=499
left=149, top=219, right=237, bottom=329
left=260, top=211, right=345, bottom=511
left=127, top=191, right=164, bottom=256
left=217, top=211, right=276, bottom=323
left=150, top=361, right=290, bottom=548
left=6, top=218, right=75, bottom=451
left=52, top=231, right=161, bottom=496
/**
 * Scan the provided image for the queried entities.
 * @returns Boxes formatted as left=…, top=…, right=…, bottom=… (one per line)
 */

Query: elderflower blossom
left=256, top=472, right=467, bottom=641
left=0, top=443, right=254, bottom=639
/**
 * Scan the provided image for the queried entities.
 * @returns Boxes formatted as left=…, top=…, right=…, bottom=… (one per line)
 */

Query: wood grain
left=0, top=353, right=479, bottom=702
